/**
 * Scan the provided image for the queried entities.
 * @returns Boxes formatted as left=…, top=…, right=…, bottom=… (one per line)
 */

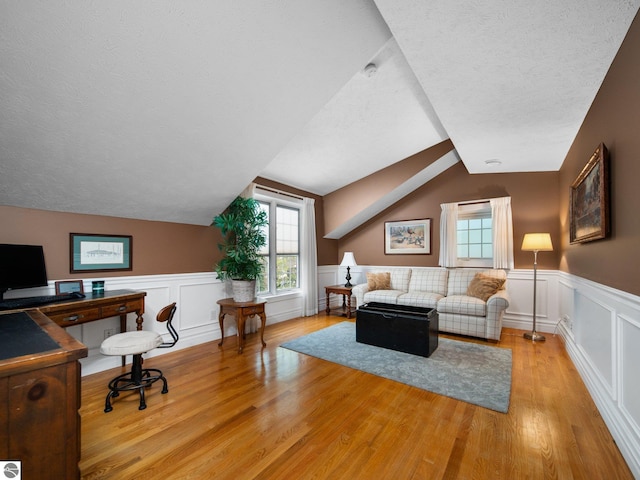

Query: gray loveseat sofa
left=351, top=267, right=509, bottom=341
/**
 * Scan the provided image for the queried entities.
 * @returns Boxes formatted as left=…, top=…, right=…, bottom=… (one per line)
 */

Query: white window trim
left=255, top=191, right=302, bottom=296
left=440, top=196, right=513, bottom=269
left=457, top=202, right=493, bottom=268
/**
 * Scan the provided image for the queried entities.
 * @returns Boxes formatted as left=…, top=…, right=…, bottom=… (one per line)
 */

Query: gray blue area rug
left=280, top=322, right=512, bottom=413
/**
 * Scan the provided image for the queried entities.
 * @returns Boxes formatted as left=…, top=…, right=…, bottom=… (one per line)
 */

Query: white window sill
left=457, top=259, right=493, bottom=268
left=257, top=290, right=302, bottom=303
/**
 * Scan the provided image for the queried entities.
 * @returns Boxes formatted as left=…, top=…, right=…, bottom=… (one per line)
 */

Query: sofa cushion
left=363, top=290, right=404, bottom=305
left=408, top=268, right=448, bottom=296
left=389, top=269, right=412, bottom=291
left=437, top=295, right=487, bottom=316
left=446, top=269, right=481, bottom=296
left=366, top=272, right=391, bottom=290
left=466, top=273, right=506, bottom=301
left=397, top=292, right=443, bottom=309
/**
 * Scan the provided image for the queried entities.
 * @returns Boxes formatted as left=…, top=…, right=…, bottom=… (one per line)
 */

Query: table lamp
left=521, top=233, right=553, bottom=341
left=340, top=252, right=357, bottom=287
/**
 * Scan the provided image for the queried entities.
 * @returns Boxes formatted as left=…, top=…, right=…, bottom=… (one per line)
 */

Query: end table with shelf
left=325, top=285, right=354, bottom=319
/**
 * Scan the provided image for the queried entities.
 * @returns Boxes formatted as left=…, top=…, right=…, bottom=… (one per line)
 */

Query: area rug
left=280, top=322, right=512, bottom=413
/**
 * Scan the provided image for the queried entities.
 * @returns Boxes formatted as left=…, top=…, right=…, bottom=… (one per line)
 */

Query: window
left=256, top=197, right=300, bottom=294
left=440, top=196, right=513, bottom=269
left=456, top=202, right=493, bottom=267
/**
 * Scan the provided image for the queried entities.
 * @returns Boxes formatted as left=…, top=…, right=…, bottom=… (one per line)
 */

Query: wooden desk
left=0, top=310, right=88, bottom=480
left=39, top=289, right=145, bottom=366
left=217, top=298, right=267, bottom=354
left=325, top=285, right=354, bottom=318
left=38, top=289, right=146, bottom=332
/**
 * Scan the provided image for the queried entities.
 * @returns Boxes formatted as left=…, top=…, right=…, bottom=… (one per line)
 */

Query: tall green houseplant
left=212, top=196, right=268, bottom=284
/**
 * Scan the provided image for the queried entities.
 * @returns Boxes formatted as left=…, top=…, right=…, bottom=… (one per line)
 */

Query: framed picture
left=385, top=219, right=431, bottom=254
left=55, top=280, right=84, bottom=295
left=570, top=143, right=610, bottom=244
left=70, top=233, right=133, bottom=273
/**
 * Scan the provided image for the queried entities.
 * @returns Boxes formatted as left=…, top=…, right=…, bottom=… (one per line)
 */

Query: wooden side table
left=217, top=298, right=267, bottom=353
left=325, top=285, right=354, bottom=319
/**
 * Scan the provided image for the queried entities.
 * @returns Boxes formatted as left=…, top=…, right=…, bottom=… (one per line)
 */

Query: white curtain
left=490, top=197, right=514, bottom=269
left=438, top=202, right=458, bottom=267
left=240, top=182, right=256, bottom=198
left=301, top=197, right=318, bottom=315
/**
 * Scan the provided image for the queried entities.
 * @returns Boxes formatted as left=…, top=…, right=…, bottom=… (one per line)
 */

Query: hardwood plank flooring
left=79, top=315, right=633, bottom=479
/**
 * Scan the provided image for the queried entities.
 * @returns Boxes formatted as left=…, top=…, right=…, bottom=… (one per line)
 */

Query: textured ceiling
left=374, top=0, right=640, bottom=173
left=260, top=37, right=447, bottom=195
left=1, top=1, right=638, bottom=226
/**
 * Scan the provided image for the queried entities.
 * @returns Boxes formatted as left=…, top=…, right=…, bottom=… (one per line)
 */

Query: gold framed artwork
left=384, top=219, right=431, bottom=254
left=570, top=143, right=610, bottom=244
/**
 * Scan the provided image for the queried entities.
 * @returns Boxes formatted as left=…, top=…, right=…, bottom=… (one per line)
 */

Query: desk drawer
left=48, top=307, right=102, bottom=326
left=101, top=300, right=141, bottom=318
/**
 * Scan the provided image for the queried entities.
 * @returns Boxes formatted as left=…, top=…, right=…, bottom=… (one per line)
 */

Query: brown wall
left=0, top=179, right=339, bottom=280
left=0, top=206, right=220, bottom=280
left=336, top=162, right=561, bottom=270
left=558, top=10, right=640, bottom=297
left=323, top=140, right=454, bottom=235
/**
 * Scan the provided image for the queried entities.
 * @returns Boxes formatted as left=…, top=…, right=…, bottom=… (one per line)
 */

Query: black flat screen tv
left=0, top=244, right=48, bottom=300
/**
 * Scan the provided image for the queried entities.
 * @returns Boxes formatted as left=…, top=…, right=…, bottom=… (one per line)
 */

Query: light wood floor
left=79, top=315, right=633, bottom=479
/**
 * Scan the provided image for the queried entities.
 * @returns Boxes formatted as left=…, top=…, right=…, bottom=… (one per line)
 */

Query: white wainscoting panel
left=558, top=279, right=576, bottom=336
left=502, top=269, right=559, bottom=333
left=621, top=314, right=640, bottom=426
left=557, top=272, right=640, bottom=478
left=575, top=291, right=616, bottom=396
left=317, top=265, right=340, bottom=311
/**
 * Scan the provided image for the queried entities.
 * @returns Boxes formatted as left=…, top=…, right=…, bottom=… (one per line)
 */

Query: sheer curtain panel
left=438, top=202, right=458, bottom=267
left=490, top=197, right=514, bottom=269
left=301, top=197, right=318, bottom=315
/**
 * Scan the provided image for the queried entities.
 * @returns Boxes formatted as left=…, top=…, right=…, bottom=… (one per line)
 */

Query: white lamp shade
left=339, top=252, right=358, bottom=267
left=521, top=233, right=553, bottom=252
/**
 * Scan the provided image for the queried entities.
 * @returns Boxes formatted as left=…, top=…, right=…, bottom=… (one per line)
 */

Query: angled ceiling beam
left=324, top=148, right=460, bottom=239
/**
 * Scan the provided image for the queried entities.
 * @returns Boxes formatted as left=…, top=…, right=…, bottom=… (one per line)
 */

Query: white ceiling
left=1, top=1, right=638, bottom=226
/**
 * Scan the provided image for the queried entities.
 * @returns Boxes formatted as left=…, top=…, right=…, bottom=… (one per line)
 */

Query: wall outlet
left=103, top=328, right=117, bottom=340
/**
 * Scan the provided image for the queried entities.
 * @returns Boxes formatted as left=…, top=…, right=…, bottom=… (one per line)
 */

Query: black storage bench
left=356, top=302, right=438, bottom=357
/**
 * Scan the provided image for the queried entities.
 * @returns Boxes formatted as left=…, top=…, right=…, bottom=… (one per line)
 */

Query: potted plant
left=212, top=196, right=268, bottom=302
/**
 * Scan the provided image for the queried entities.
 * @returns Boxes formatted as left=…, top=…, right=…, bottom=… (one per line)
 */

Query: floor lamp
left=521, top=233, right=553, bottom=342
left=340, top=252, right=358, bottom=287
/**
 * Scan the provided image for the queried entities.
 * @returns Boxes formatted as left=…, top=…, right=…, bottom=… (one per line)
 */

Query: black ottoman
left=356, top=302, right=438, bottom=357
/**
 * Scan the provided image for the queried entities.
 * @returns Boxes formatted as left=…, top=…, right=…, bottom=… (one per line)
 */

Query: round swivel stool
left=99, top=302, right=178, bottom=412
left=100, top=330, right=166, bottom=412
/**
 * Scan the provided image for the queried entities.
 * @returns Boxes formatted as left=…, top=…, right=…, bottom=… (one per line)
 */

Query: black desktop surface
left=0, top=311, right=61, bottom=360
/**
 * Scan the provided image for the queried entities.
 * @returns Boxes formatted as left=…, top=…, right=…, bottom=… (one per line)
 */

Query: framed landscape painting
left=570, top=143, right=610, bottom=244
left=385, top=219, right=431, bottom=254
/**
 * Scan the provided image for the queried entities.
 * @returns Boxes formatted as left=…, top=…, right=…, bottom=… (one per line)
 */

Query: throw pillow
left=366, top=272, right=391, bottom=290
left=466, top=273, right=506, bottom=301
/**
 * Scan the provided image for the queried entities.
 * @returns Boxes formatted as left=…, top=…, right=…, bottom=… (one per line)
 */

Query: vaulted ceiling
left=1, top=1, right=638, bottom=226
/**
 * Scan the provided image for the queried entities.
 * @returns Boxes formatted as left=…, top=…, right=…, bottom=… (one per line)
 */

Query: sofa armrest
left=487, top=289, right=510, bottom=310
left=352, top=283, right=369, bottom=308
left=485, top=289, right=510, bottom=340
